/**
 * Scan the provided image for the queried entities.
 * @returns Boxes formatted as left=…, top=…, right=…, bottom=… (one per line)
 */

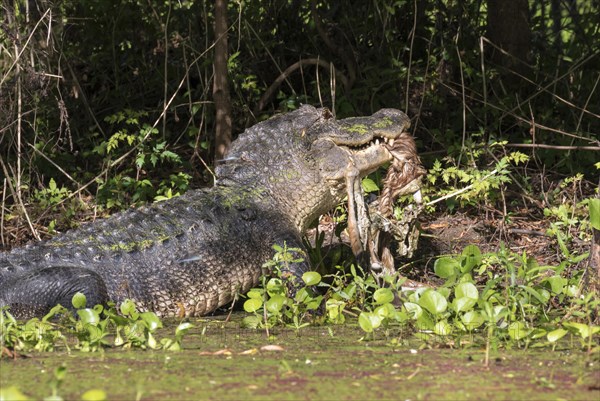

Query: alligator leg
left=0, top=266, right=109, bottom=318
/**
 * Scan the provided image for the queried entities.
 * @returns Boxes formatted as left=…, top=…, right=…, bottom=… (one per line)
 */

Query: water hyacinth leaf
left=460, top=245, right=482, bottom=273
left=85, top=325, right=105, bottom=343
left=147, top=332, right=159, bottom=349
left=373, top=288, right=395, bottom=304
left=71, top=292, right=87, bottom=309
left=175, top=322, right=194, bottom=337
left=437, top=287, right=451, bottom=299
left=563, top=322, right=600, bottom=339
left=434, top=257, right=459, bottom=278
left=418, top=290, right=448, bottom=315
left=140, top=312, right=163, bottom=332
left=358, top=312, right=382, bottom=333
left=304, top=294, right=322, bottom=310
left=243, top=298, right=263, bottom=313
left=162, top=338, right=180, bottom=351
left=0, top=386, right=29, bottom=401
left=247, top=289, right=263, bottom=299
left=403, top=302, right=423, bottom=319
left=461, top=310, right=484, bottom=330
left=77, top=308, right=100, bottom=326
left=367, top=312, right=383, bottom=330
left=455, top=282, right=478, bottom=300
left=375, top=302, right=396, bottom=318
left=120, top=299, right=137, bottom=316
left=266, top=278, right=284, bottom=296
left=81, top=389, right=107, bottom=401
left=302, top=271, right=322, bottom=286
left=40, top=305, right=60, bottom=321
left=547, top=328, right=568, bottom=343
left=266, top=294, right=286, bottom=314
left=434, top=320, right=452, bottom=336
left=508, top=321, right=530, bottom=340
left=358, top=312, right=373, bottom=333
left=326, top=298, right=346, bottom=323
left=452, top=297, right=477, bottom=313
left=416, top=311, right=435, bottom=331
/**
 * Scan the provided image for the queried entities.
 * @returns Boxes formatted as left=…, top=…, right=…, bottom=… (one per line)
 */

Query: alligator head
left=216, top=105, right=421, bottom=241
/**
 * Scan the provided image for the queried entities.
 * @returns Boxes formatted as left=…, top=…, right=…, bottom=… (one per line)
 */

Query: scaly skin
left=0, top=105, right=412, bottom=318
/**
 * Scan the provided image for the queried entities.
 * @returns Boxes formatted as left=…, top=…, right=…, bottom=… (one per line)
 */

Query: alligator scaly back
left=0, top=105, right=419, bottom=318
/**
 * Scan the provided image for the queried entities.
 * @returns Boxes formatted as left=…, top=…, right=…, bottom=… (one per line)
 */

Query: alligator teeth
left=375, top=139, right=380, bottom=145
left=388, top=138, right=395, bottom=146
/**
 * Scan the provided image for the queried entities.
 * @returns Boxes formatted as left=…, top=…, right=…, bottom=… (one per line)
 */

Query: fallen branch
left=426, top=169, right=498, bottom=207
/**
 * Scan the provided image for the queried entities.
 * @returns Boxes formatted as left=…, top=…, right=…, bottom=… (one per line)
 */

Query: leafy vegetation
left=2, top=242, right=597, bottom=357
left=1, top=1, right=599, bottom=241
left=1, top=293, right=193, bottom=353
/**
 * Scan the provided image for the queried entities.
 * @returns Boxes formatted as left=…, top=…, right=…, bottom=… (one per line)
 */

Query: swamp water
left=1, top=312, right=598, bottom=400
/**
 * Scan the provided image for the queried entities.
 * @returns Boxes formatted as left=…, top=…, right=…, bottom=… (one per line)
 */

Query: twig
left=255, top=58, right=348, bottom=113
left=480, top=36, right=488, bottom=130
left=0, top=9, right=51, bottom=87
left=405, top=0, right=417, bottom=114
left=482, top=38, right=600, bottom=123
left=310, top=0, right=356, bottom=88
left=576, top=73, right=600, bottom=133
left=455, top=30, right=467, bottom=164
left=504, top=143, right=600, bottom=151
left=0, top=157, right=39, bottom=241
left=162, top=2, right=172, bottom=140
left=26, top=142, right=83, bottom=188
left=436, top=79, right=597, bottom=143
left=1, top=178, right=6, bottom=247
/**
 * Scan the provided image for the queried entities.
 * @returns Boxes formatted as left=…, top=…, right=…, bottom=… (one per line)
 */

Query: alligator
left=0, top=105, right=421, bottom=319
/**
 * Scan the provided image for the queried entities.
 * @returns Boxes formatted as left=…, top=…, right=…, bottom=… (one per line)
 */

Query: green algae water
left=1, top=313, right=598, bottom=400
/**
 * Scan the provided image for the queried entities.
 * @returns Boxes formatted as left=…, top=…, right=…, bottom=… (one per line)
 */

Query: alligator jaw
left=347, top=138, right=396, bottom=177
left=344, top=134, right=425, bottom=258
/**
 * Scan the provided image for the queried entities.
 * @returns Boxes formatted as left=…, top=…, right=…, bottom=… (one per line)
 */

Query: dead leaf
left=260, top=344, right=285, bottom=352
left=239, top=348, right=259, bottom=355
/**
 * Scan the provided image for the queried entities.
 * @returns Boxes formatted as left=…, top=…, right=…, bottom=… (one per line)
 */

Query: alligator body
left=0, top=105, right=415, bottom=318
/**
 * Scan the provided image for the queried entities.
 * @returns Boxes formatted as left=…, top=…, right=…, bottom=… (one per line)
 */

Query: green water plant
left=0, top=294, right=193, bottom=353
left=241, top=243, right=324, bottom=331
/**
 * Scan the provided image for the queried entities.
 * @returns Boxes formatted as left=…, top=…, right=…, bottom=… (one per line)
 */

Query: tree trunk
left=486, top=0, right=531, bottom=76
left=212, top=0, right=232, bottom=160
